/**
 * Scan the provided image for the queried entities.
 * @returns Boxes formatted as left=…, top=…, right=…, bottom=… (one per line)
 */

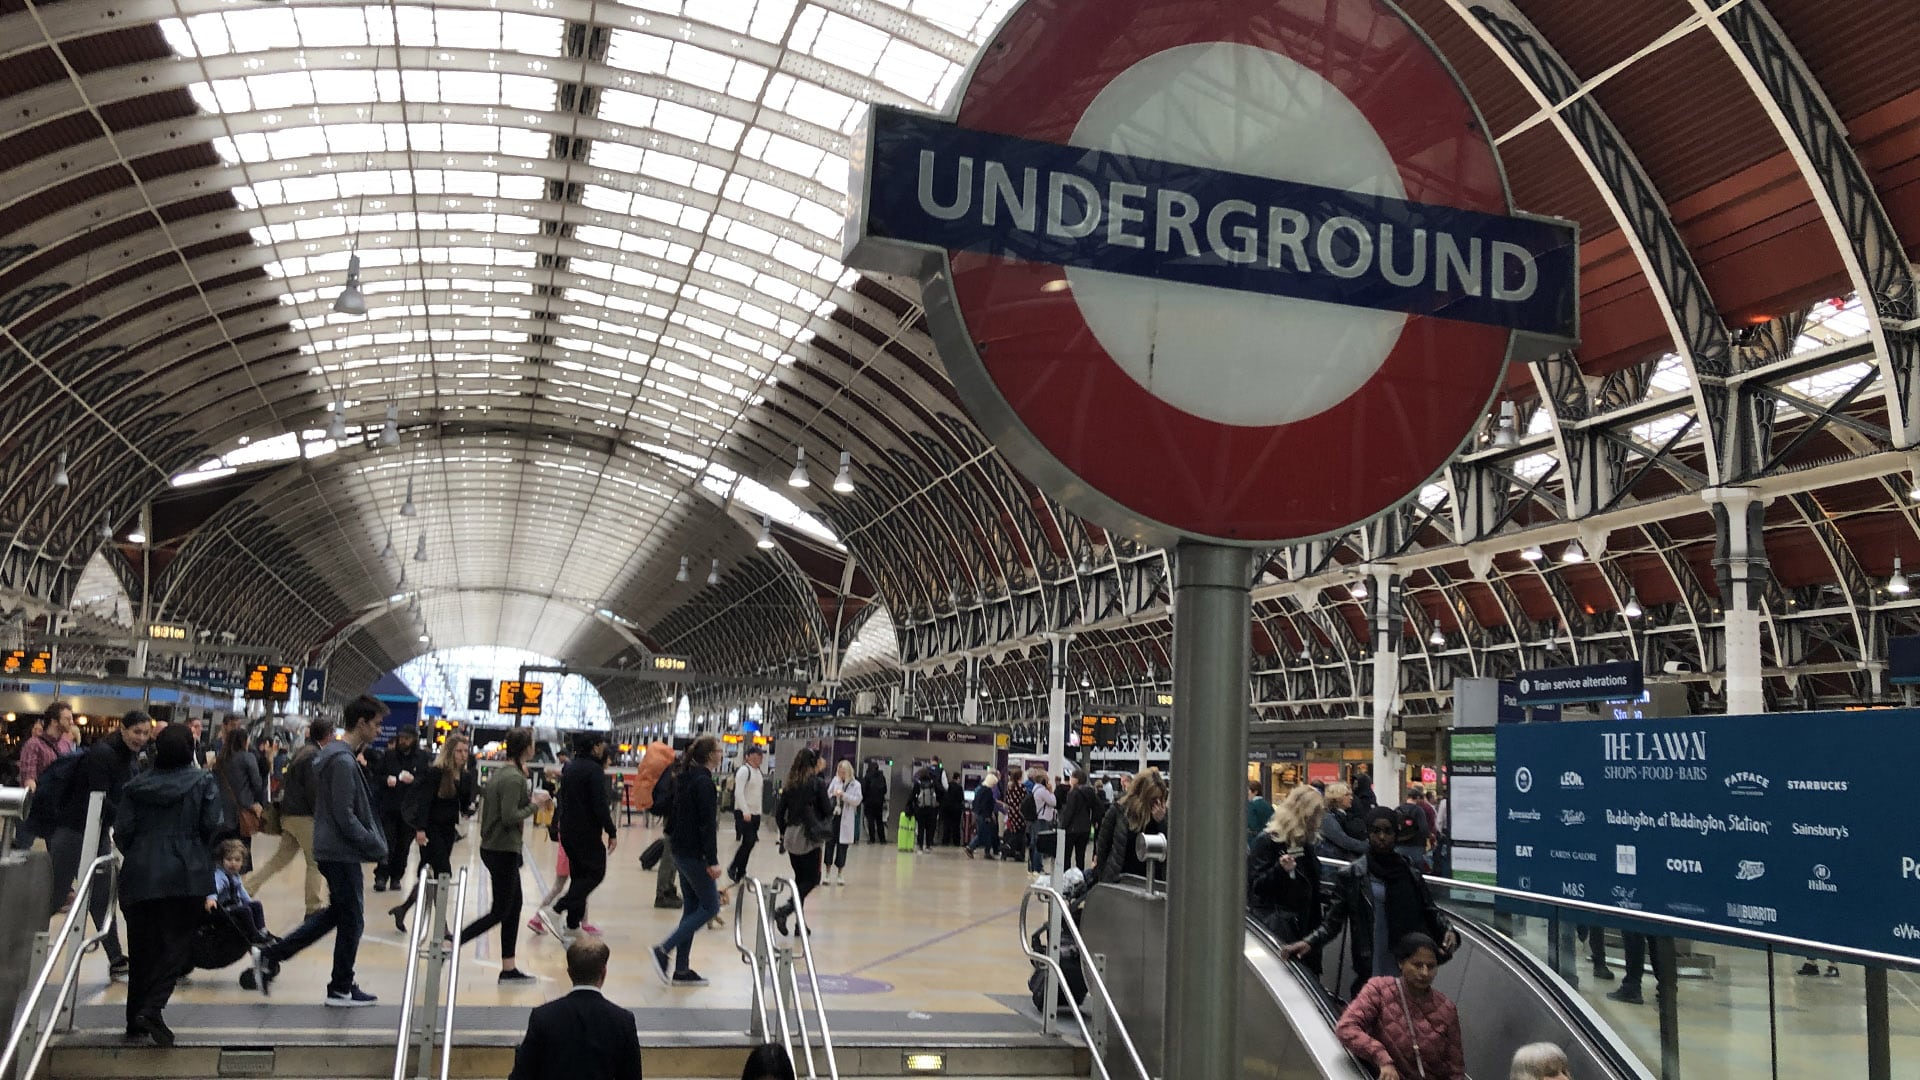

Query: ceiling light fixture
left=333, top=253, right=368, bottom=316
left=328, top=407, right=347, bottom=442
left=414, top=534, right=428, bottom=562
left=1890, top=555, right=1911, bottom=596
left=1622, top=593, right=1643, bottom=618
left=1521, top=544, right=1544, bottom=562
left=1492, top=400, right=1518, bottom=448
left=708, top=558, right=721, bottom=586
left=400, top=477, right=416, bottom=517
left=380, top=533, right=393, bottom=559
left=757, top=518, right=775, bottom=549
left=127, top=529, right=146, bottom=545
left=1429, top=627, right=1446, bottom=647
left=1350, top=579, right=1368, bottom=600
left=381, top=404, right=399, bottom=448
left=97, top=520, right=113, bottom=541
left=1562, top=539, right=1587, bottom=563
left=52, top=451, right=69, bottom=488
left=788, top=446, right=811, bottom=489
left=832, top=450, right=855, bottom=494
left=417, top=634, right=430, bottom=643
left=676, top=555, right=690, bottom=583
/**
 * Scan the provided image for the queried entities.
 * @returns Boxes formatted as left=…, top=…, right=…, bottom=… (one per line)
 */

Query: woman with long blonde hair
left=1249, top=785, right=1327, bottom=956
left=825, top=759, right=863, bottom=886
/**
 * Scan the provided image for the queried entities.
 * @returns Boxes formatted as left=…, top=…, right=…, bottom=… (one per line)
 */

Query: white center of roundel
left=1065, top=42, right=1407, bottom=428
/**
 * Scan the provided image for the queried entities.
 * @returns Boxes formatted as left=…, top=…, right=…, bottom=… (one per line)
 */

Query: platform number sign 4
left=845, top=0, right=1577, bottom=546
left=301, top=668, right=327, bottom=701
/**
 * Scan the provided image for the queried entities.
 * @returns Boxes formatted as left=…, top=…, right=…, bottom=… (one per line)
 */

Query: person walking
left=258, top=695, right=390, bottom=1006
left=630, top=739, right=681, bottom=909
left=510, top=939, right=643, bottom=1080
left=909, top=766, right=940, bottom=853
left=1248, top=786, right=1326, bottom=960
left=15, top=703, right=73, bottom=848
left=1058, top=772, right=1099, bottom=872
left=771, top=747, right=830, bottom=936
left=47, top=709, right=152, bottom=980
left=115, top=723, right=222, bottom=1046
left=457, top=729, right=549, bottom=983
left=1091, top=770, right=1168, bottom=884
left=1284, top=806, right=1458, bottom=997
left=824, top=759, right=862, bottom=885
left=860, top=762, right=887, bottom=843
left=650, top=735, right=723, bottom=986
left=247, top=719, right=333, bottom=917
left=726, top=745, right=766, bottom=884
left=215, top=725, right=269, bottom=872
left=546, top=733, right=617, bottom=942
left=371, top=727, right=428, bottom=893
left=389, top=734, right=474, bottom=932
left=1334, top=933, right=1465, bottom=1080
left=964, top=772, right=1000, bottom=859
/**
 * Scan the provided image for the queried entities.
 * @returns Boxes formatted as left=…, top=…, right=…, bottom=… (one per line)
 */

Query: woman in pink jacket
left=1335, top=933, right=1465, bottom=1080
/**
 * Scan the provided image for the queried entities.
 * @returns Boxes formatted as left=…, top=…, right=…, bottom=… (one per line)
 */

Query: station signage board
left=650, top=655, right=690, bottom=672
left=467, top=678, right=492, bottom=711
left=145, top=622, right=191, bottom=642
left=1079, top=714, right=1122, bottom=749
left=1498, top=711, right=1920, bottom=961
left=786, top=695, right=851, bottom=721
left=497, top=680, right=544, bottom=716
left=244, top=664, right=294, bottom=702
left=844, top=0, right=1577, bottom=546
left=1511, top=661, right=1643, bottom=707
left=2, top=650, right=52, bottom=676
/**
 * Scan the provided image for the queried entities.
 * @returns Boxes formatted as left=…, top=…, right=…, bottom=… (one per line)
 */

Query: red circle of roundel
left=948, top=0, right=1509, bottom=542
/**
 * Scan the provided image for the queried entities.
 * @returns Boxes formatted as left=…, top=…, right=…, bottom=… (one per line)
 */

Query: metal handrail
left=1319, top=857, right=1920, bottom=972
left=0, top=852, right=118, bottom=1080
left=730, top=876, right=784, bottom=1046
left=391, top=867, right=434, bottom=1080
left=777, top=877, right=839, bottom=1080
left=1017, top=884, right=1153, bottom=1080
left=437, top=868, right=471, bottom=1080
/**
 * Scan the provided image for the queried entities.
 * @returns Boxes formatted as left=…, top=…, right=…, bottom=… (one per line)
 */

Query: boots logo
left=1723, top=771, right=1770, bottom=797
left=1559, top=771, right=1585, bottom=789
left=1514, top=767, right=1534, bottom=793
left=1735, top=860, right=1766, bottom=882
left=1808, top=864, right=1837, bottom=893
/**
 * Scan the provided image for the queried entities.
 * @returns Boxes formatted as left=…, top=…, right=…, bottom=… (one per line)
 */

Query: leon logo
left=1736, top=860, right=1766, bottom=882
left=1514, top=767, right=1534, bottom=794
left=1559, top=771, right=1584, bottom=789
left=1723, top=771, right=1770, bottom=797
left=1808, top=864, right=1837, bottom=893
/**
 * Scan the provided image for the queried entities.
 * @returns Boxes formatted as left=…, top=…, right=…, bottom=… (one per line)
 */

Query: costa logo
left=844, top=0, right=1578, bottom=545
left=1666, top=858, right=1704, bottom=874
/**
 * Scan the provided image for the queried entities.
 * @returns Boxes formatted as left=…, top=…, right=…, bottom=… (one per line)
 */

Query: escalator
left=1077, top=878, right=1652, bottom=1079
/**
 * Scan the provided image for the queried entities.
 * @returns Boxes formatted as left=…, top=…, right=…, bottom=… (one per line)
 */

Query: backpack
left=652, top=764, right=680, bottom=823
left=27, top=750, right=88, bottom=831
left=915, top=781, right=938, bottom=810
left=1019, top=786, right=1039, bottom=824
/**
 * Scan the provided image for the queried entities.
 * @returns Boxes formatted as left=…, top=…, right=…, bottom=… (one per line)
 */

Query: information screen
left=498, top=681, right=544, bottom=716
left=2, top=650, right=52, bottom=676
left=1079, top=714, right=1121, bottom=748
left=243, top=664, right=294, bottom=702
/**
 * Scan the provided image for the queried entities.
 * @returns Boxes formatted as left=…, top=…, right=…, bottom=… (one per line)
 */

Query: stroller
left=193, top=897, right=279, bottom=994
left=1026, top=873, right=1093, bottom=1016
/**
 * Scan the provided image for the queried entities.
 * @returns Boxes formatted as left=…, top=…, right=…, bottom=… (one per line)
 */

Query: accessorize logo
left=1786, top=779, right=1848, bottom=792
left=1615, top=845, right=1637, bottom=876
left=1514, top=767, right=1534, bottom=793
left=1506, top=808, right=1541, bottom=822
left=1559, top=771, right=1584, bottom=789
left=1736, top=860, right=1766, bottom=882
left=1895, top=923, right=1920, bottom=942
left=1561, top=809, right=1586, bottom=825
left=1808, top=864, right=1837, bottom=893
left=1723, top=771, right=1770, bottom=797
left=1665, top=858, right=1703, bottom=874
left=1514, top=844, right=1534, bottom=857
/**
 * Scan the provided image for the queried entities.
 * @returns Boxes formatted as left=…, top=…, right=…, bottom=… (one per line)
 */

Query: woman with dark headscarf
left=116, top=723, right=222, bottom=1046
left=1284, top=805, right=1457, bottom=997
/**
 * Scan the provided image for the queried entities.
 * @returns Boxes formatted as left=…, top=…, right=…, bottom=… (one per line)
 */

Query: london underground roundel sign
left=845, top=0, right=1578, bottom=546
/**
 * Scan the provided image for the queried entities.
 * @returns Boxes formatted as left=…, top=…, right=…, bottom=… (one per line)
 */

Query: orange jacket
left=630, top=741, right=675, bottom=811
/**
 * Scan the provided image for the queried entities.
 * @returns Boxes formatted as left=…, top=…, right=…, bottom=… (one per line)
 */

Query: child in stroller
left=201, top=839, right=280, bottom=993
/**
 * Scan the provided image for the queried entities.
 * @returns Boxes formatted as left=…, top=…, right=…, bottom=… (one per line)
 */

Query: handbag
left=782, top=823, right=820, bottom=855
left=219, top=765, right=264, bottom=839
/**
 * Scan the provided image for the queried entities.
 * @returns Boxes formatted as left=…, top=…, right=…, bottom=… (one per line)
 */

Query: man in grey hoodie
left=257, top=695, right=389, bottom=1006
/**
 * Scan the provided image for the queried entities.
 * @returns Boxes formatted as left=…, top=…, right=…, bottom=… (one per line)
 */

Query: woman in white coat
left=824, top=760, right=864, bottom=886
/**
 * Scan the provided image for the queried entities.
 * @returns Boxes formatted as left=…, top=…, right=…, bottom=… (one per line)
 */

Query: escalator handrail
left=731, top=876, right=779, bottom=1044
left=1321, top=857, right=1919, bottom=972
left=773, top=875, right=839, bottom=1080
left=391, top=867, right=434, bottom=1080
left=1017, top=884, right=1153, bottom=1080
left=0, top=852, right=118, bottom=1080
left=1241, top=917, right=1376, bottom=1077
left=436, top=868, right=471, bottom=1080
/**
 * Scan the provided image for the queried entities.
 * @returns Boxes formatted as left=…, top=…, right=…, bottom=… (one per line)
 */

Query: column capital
left=1700, top=485, right=1771, bottom=510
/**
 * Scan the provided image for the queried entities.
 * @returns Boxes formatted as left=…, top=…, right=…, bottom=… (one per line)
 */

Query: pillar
left=1705, top=487, right=1769, bottom=715
left=961, top=655, right=981, bottom=726
left=1370, top=565, right=1404, bottom=808
left=1046, top=634, right=1070, bottom=778
left=1166, top=541, right=1252, bottom=1080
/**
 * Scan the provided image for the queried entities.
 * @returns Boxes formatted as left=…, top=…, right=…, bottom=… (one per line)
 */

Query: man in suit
left=509, top=938, right=642, bottom=1080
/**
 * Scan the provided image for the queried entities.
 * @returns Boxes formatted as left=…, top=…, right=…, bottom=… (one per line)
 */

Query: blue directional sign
left=301, top=667, right=327, bottom=701
left=1511, top=661, right=1642, bottom=707
left=1498, top=711, right=1920, bottom=961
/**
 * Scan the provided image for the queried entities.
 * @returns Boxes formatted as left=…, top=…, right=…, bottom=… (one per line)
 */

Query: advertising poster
left=1498, top=711, right=1920, bottom=960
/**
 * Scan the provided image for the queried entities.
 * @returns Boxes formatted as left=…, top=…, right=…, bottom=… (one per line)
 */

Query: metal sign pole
left=1165, top=541, right=1251, bottom=1080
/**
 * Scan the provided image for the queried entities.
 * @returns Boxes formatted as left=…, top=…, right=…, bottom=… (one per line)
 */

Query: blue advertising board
left=1498, top=711, right=1920, bottom=961
left=1511, top=661, right=1642, bottom=707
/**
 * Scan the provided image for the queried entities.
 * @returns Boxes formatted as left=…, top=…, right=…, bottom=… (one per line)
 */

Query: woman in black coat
left=115, top=724, right=223, bottom=1046
left=772, top=747, right=831, bottom=935
left=389, top=734, right=473, bottom=932
left=1091, top=770, right=1167, bottom=884
left=214, top=726, right=268, bottom=870
left=1284, top=806, right=1458, bottom=996
left=1247, top=786, right=1326, bottom=963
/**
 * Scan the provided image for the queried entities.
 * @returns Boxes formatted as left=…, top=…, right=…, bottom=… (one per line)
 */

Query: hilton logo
left=1808, top=864, right=1837, bottom=893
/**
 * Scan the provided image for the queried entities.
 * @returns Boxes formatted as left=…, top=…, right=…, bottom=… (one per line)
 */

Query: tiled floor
left=70, top=820, right=1052, bottom=1040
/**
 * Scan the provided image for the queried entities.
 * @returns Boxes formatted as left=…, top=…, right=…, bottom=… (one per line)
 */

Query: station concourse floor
left=66, top=818, right=1056, bottom=1047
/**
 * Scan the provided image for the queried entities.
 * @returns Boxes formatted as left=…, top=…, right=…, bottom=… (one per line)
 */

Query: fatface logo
left=1514, top=767, right=1534, bottom=794
left=1514, top=844, right=1534, bottom=858
left=1615, top=845, right=1637, bottom=876
left=1723, top=771, right=1770, bottom=797
left=1808, top=864, right=1837, bottom=894
left=1561, top=809, right=1586, bottom=826
left=1736, top=860, right=1766, bottom=882
left=1665, top=858, right=1704, bottom=874
left=1559, top=771, right=1584, bottom=789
